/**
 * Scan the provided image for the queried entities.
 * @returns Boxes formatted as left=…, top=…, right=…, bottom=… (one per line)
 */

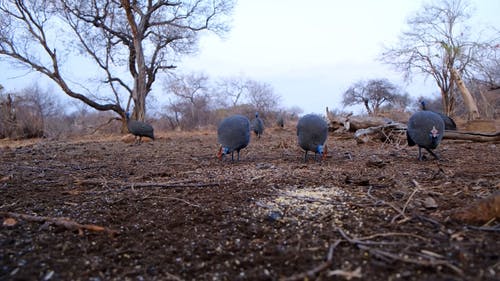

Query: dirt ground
left=1, top=125, right=499, bottom=281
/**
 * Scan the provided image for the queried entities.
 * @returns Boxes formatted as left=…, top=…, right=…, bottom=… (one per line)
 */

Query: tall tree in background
left=165, top=72, right=210, bottom=129
left=380, top=0, right=499, bottom=116
left=0, top=0, right=234, bottom=123
left=342, top=79, right=403, bottom=115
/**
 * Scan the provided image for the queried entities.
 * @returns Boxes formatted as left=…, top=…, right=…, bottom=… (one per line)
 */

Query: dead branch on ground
left=336, top=227, right=464, bottom=276
left=74, top=178, right=220, bottom=189
left=1, top=212, right=119, bottom=236
left=280, top=240, right=341, bottom=281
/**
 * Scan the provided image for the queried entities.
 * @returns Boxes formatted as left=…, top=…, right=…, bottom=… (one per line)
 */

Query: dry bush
left=0, top=93, right=43, bottom=139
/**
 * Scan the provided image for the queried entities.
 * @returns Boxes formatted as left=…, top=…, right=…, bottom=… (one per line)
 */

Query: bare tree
left=245, top=80, right=280, bottom=114
left=0, top=85, right=61, bottom=138
left=342, top=79, right=402, bottom=115
left=380, top=0, right=499, bottom=116
left=0, top=0, right=234, bottom=126
left=215, top=76, right=248, bottom=108
left=164, top=72, right=212, bottom=129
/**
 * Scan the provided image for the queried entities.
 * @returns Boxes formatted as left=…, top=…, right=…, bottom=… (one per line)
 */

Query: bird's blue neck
left=316, top=145, right=324, bottom=155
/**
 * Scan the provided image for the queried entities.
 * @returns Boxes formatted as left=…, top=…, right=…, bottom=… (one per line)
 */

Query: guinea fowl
left=217, top=115, right=250, bottom=161
left=125, top=112, right=155, bottom=144
left=420, top=100, right=457, bottom=130
left=277, top=115, right=284, bottom=128
left=251, top=112, right=264, bottom=138
left=407, top=111, right=445, bottom=160
left=296, top=114, right=328, bottom=162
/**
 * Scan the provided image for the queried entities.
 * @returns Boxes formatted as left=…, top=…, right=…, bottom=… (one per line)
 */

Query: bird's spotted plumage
left=251, top=112, right=264, bottom=139
left=407, top=111, right=445, bottom=160
left=296, top=114, right=328, bottom=162
left=126, top=112, right=154, bottom=144
left=217, top=115, right=250, bottom=161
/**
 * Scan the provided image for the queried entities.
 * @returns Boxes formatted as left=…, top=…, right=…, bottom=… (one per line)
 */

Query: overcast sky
left=180, top=0, right=500, bottom=114
left=0, top=0, right=498, bottom=116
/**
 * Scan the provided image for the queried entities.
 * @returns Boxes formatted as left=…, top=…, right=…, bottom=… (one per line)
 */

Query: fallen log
left=353, top=122, right=407, bottom=144
left=353, top=123, right=500, bottom=144
left=443, top=131, right=500, bottom=142
left=328, top=115, right=393, bottom=132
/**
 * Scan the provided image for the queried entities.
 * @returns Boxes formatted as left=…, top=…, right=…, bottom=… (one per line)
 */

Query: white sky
left=0, top=0, right=498, bottom=115
left=180, top=0, right=500, bottom=114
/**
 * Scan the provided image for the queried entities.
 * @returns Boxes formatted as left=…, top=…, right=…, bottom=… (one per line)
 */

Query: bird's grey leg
left=418, top=147, right=423, bottom=161
left=231, top=151, right=235, bottom=161
left=425, top=148, right=439, bottom=160
left=237, top=150, right=241, bottom=161
left=304, top=151, right=308, bottom=162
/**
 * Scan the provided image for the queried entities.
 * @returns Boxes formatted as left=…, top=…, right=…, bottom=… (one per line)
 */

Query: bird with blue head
left=420, top=100, right=457, bottom=130
left=407, top=111, right=445, bottom=160
left=217, top=115, right=250, bottom=161
left=251, top=112, right=264, bottom=139
left=296, top=114, right=328, bottom=162
left=125, top=112, right=155, bottom=144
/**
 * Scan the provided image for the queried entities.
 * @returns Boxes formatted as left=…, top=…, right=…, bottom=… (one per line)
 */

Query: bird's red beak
left=217, top=146, right=223, bottom=160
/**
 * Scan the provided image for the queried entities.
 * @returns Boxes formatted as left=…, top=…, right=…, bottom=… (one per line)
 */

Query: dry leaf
left=3, top=217, right=17, bottom=226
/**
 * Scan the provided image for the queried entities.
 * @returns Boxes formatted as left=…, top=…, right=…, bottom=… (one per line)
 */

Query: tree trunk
left=450, top=68, right=480, bottom=120
left=122, top=0, right=148, bottom=122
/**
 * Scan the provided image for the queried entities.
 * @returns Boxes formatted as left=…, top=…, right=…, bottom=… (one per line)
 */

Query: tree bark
left=450, top=68, right=480, bottom=120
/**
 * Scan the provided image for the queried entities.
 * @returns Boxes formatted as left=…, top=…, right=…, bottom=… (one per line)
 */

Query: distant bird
left=217, top=115, right=250, bottom=161
left=276, top=115, right=285, bottom=128
left=296, top=114, right=328, bottom=162
left=125, top=112, right=155, bottom=144
left=251, top=112, right=264, bottom=138
left=406, top=111, right=445, bottom=160
left=420, top=101, right=457, bottom=130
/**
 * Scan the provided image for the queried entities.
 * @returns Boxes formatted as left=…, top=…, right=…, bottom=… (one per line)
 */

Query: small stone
left=267, top=211, right=283, bottom=222
left=423, top=197, right=438, bottom=209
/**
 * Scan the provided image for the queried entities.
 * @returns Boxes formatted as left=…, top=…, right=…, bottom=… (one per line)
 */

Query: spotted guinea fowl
left=251, top=112, right=264, bottom=138
left=296, top=114, right=328, bottom=162
left=420, top=100, right=457, bottom=130
left=277, top=115, right=284, bottom=128
left=125, top=112, right=155, bottom=143
left=217, top=115, right=250, bottom=161
left=407, top=111, right=445, bottom=160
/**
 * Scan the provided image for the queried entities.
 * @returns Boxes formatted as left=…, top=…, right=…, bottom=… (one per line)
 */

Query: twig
left=357, top=232, right=429, bottom=242
left=90, top=117, right=121, bottom=134
left=327, top=267, right=362, bottom=279
left=357, top=244, right=463, bottom=276
left=336, top=227, right=464, bottom=276
left=391, top=180, right=420, bottom=224
left=280, top=240, right=341, bottom=281
left=336, top=228, right=402, bottom=246
left=367, top=186, right=405, bottom=219
left=75, top=178, right=220, bottom=189
left=146, top=196, right=201, bottom=208
left=465, top=225, right=500, bottom=232
left=1, top=212, right=119, bottom=236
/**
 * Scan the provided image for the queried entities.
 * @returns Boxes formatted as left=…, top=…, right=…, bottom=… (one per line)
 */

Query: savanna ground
left=0, top=124, right=499, bottom=281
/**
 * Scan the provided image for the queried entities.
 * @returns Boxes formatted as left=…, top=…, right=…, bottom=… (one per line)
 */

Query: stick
left=2, top=212, right=119, bottom=236
left=336, top=227, right=464, bottom=276
left=357, top=244, right=463, bottom=275
left=75, top=178, right=220, bottom=189
left=280, top=240, right=341, bottom=281
left=147, top=196, right=201, bottom=208
left=390, top=180, right=420, bottom=224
